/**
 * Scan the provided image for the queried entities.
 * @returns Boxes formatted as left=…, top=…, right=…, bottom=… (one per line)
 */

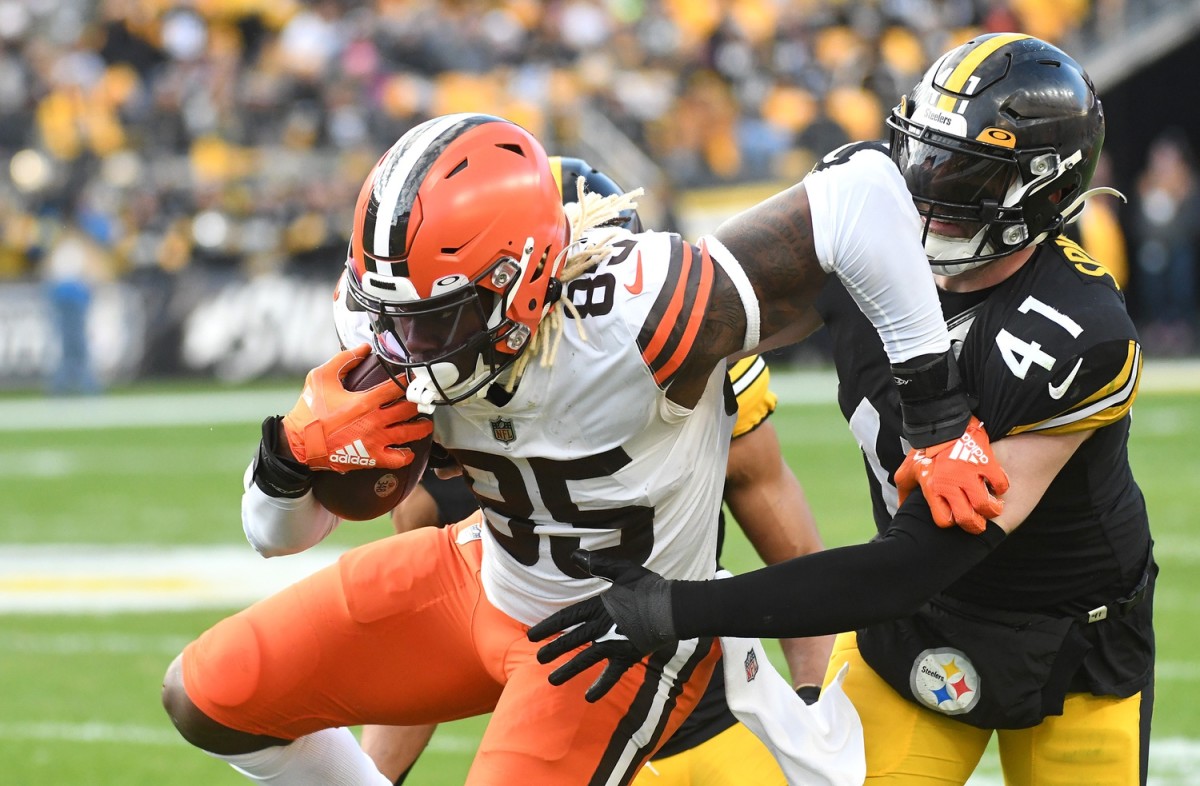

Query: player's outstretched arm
left=714, top=159, right=970, bottom=449
left=528, top=426, right=1089, bottom=700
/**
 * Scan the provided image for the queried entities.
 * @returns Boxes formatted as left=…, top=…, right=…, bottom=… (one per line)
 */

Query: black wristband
left=795, top=684, right=821, bottom=705
left=891, top=349, right=972, bottom=448
left=426, top=441, right=457, bottom=471
left=251, top=416, right=313, bottom=498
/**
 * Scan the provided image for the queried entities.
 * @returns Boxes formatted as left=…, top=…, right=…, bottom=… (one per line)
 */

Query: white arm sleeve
left=241, top=461, right=339, bottom=557
left=804, top=148, right=949, bottom=364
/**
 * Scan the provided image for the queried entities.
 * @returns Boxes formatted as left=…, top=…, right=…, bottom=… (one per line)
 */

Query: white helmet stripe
left=372, top=113, right=493, bottom=258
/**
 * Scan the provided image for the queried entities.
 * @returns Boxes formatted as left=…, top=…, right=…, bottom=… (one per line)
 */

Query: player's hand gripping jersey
left=169, top=112, right=1017, bottom=786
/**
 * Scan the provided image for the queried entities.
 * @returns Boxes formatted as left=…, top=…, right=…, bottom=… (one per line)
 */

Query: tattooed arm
left=666, top=183, right=822, bottom=408
left=669, top=148, right=973, bottom=450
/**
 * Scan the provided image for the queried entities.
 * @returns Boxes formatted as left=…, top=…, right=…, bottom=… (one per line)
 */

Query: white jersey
left=329, top=232, right=732, bottom=624
left=434, top=230, right=733, bottom=625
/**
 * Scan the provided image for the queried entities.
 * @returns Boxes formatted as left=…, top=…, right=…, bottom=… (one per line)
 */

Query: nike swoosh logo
left=1048, top=358, right=1083, bottom=400
left=625, top=252, right=644, bottom=295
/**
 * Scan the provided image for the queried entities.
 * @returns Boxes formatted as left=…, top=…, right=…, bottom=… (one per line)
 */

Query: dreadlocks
left=506, top=180, right=644, bottom=388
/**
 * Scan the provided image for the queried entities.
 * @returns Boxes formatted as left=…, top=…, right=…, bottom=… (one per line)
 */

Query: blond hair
left=506, top=179, right=643, bottom=388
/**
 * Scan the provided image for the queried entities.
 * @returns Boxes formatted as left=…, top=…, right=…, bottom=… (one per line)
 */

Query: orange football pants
left=182, top=516, right=720, bottom=785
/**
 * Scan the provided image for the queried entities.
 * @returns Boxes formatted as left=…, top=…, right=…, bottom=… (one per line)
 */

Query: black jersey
left=814, top=150, right=1153, bottom=695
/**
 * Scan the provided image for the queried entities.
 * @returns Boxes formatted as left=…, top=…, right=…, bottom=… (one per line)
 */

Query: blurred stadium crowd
left=0, top=0, right=1196, bottom=390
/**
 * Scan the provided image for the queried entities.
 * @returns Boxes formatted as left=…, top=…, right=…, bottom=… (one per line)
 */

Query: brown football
left=311, top=353, right=432, bottom=521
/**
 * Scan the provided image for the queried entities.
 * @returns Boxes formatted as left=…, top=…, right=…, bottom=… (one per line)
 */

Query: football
left=311, top=353, right=432, bottom=521
left=341, top=350, right=395, bottom=390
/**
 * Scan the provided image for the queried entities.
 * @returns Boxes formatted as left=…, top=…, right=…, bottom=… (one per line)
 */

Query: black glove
left=891, top=349, right=972, bottom=449
left=527, top=550, right=678, bottom=702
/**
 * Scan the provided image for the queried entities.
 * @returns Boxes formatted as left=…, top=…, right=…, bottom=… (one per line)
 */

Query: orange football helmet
left=346, top=113, right=570, bottom=404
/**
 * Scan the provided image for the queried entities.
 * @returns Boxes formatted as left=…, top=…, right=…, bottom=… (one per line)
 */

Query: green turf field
left=1, top=378, right=1196, bottom=785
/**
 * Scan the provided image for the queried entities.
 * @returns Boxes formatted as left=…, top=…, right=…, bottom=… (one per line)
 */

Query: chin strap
left=404, top=369, right=443, bottom=414
left=1060, top=186, right=1127, bottom=225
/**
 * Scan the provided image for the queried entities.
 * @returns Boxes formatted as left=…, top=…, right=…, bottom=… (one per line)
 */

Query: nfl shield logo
left=744, top=648, right=759, bottom=682
left=490, top=417, right=516, bottom=444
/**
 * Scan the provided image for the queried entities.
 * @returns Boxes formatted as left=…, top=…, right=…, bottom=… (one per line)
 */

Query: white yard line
left=0, top=389, right=297, bottom=432
left=2, top=359, right=1197, bottom=432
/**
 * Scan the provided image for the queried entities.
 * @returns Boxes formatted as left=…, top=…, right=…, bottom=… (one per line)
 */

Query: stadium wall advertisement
left=0, top=274, right=343, bottom=390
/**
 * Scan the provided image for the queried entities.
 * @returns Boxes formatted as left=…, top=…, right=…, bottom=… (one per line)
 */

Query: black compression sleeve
left=671, top=500, right=1005, bottom=640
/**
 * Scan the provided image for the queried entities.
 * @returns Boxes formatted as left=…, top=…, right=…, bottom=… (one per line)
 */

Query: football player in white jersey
left=532, top=35, right=1156, bottom=786
left=161, top=113, right=1006, bottom=786
left=354, top=158, right=831, bottom=786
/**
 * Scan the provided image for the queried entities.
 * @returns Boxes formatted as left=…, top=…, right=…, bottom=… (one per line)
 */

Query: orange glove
left=894, top=416, right=1010, bottom=534
left=282, top=345, right=433, bottom=473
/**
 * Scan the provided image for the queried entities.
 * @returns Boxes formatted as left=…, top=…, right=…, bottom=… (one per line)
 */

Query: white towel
left=719, top=627, right=865, bottom=786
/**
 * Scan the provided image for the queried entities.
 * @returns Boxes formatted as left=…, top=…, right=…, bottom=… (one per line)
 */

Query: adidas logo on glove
left=948, top=432, right=989, bottom=464
left=330, top=439, right=377, bottom=467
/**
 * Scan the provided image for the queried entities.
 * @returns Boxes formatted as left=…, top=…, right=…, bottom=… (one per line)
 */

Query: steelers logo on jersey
left=908, top=647, right=981, bottom=715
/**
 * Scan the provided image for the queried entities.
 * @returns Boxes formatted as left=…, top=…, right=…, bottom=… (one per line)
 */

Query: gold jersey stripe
left=1076, top=340, right=1138, bottom=409
left=936, top=33, right=1032, bottom=111
left=728, top=355, right=777, bottom=438
left=1009, top=342, right=1141, bottom=435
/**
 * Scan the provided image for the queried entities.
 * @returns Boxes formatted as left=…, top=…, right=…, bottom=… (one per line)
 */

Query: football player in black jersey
left=532, top=34, right=1155, bottom=786
left=360, top=158, right=832, bottom=786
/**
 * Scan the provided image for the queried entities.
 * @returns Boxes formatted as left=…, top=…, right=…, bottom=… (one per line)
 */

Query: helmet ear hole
left=528, top=245, right=553, bottom=283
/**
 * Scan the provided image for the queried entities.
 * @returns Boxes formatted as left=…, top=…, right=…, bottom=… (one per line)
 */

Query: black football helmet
left=887, top=33, right=1106, bottom=275
left=550, top=156, right=644, bottom=233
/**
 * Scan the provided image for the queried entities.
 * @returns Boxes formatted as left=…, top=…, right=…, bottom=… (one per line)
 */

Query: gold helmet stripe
left=936, top=33, right=1032, bottom=111
left=549, top=155, right=565, bottom=197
